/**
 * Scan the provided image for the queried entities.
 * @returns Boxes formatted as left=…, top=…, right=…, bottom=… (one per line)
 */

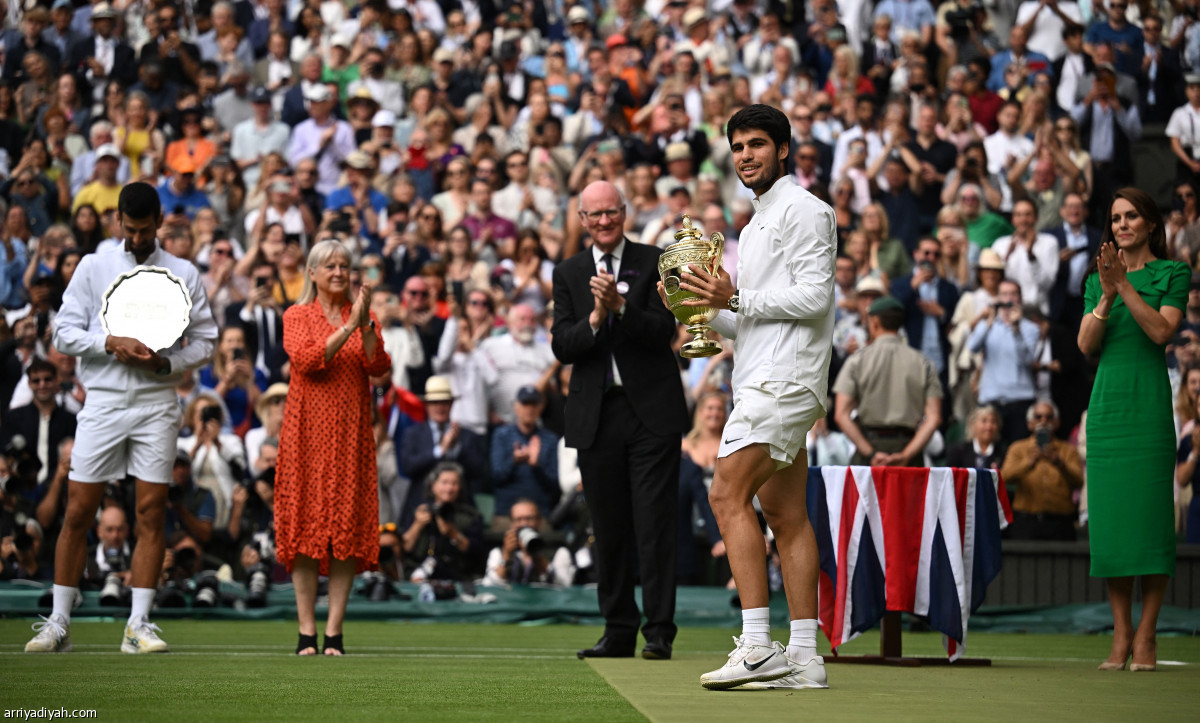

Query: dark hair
left=726, top=103, right=790, bottom=155
left=1000, top=99, right=1022, bottom=116
left=1012, top=197, right=1037, bottom=215
left=26, top=357, right=56, bottom=379
left=1083, top=187, right=1169, bottom=291
left=874, top=307, right=905, bottom=331
left=70, top=203, right=104, bottom=253
left=118, top=182, right=162, bottom=221
left=387, top=201, right=410, bottom=217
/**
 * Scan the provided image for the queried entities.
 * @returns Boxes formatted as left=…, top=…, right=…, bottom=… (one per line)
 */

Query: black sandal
left=322, top=633, right=344, bottom=655
left=296, top=633, right=318, bottom=655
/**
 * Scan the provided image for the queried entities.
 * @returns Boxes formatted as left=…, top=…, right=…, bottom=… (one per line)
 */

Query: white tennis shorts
left=71, top=401, right=183, bottom=484
left=718, top=381, right=825, bottom=469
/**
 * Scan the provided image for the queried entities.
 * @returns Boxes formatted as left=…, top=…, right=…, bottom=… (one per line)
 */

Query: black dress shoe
left=641, top=639, right=672, bottom=660
left=577, top=636, right=636, bottom=659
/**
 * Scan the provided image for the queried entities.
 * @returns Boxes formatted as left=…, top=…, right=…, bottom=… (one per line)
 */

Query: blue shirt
left=324, top=185, right=388, bottom=251
left=1084, top=21, right=1143, bottom=76
left=1, top=238, right=27, bottom=309
left=966, top=316, right=1041, bottom=404
left=489, top=423, right=560, bottom=518
left=157, top=180, right=212, bottom=220
left=874, top=0, right=937, bottom=44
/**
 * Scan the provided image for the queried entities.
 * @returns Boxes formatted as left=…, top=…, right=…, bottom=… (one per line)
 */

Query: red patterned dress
left=276, top=301, right=391, bottom=575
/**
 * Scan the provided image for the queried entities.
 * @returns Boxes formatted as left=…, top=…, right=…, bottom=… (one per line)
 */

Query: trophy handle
left=708, top=232, right=725, bottom=276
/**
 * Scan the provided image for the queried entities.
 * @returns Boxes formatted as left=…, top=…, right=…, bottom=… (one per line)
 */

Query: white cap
left=372, top=110, right=396, bottom=128
left=95, top=143, right=121, bottom=160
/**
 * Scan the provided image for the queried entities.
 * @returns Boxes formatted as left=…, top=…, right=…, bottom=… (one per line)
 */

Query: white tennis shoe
left=736, top=655, right=829, bottom=690
left=25, top=614, right=72, bottom=653
left=700, top=637, right=794, bottom=690
left=121, top=618, right=170, bottom=654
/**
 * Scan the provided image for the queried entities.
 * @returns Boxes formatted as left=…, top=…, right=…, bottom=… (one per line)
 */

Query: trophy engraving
left=658, top=215, right=725, bottom=358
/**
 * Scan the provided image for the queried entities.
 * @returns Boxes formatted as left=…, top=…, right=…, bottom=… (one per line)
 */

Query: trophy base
left=680, top=338, right=722, bottom=358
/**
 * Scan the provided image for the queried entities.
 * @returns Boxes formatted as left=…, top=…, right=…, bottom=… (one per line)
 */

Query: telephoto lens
left=246, top=563, right=271, bottom=608
left=100, top=572, right=125, bottom=606
left=193, top=570, right=221, bottom=608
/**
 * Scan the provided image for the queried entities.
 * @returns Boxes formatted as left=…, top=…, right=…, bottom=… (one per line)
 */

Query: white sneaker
left=700, top=637, right=793, bottom=690
left=121, top=618, right=170, bottom=654
left=737, top=655, right=829, bottom=690
left=24, top=615, right=72, bottom=653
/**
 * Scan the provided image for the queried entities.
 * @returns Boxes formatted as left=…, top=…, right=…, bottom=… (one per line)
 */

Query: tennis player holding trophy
left=26, top=182, right=219, bottom=655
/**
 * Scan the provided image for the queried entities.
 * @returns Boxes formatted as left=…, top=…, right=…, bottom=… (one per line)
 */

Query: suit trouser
left=577, top=389, right=679, bottom=644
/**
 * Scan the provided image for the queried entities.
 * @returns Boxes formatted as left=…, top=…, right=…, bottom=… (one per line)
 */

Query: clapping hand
left=1096, top=242, right=1128, bottom=300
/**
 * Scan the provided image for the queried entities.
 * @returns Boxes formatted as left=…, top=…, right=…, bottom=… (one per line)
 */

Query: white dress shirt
left=992, top=233, right=1061, bottom=315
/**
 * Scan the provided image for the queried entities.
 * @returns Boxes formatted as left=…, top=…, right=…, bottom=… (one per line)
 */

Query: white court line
left=0, top=651, right=567, bottom=659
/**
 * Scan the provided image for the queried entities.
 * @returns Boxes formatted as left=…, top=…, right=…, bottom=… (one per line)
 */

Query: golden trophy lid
left=674, top=214, right=704, bottom=243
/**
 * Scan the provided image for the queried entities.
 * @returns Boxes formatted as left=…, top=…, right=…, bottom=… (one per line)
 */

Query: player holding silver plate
left=26, top=183, right=218, bottom=655
left=660, top=104, right=836, bottom=690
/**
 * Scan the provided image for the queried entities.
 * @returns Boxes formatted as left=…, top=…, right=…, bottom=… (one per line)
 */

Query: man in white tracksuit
left=26, top=182, right=219, bottom=655
left=668, top=104, right=836, bottom=691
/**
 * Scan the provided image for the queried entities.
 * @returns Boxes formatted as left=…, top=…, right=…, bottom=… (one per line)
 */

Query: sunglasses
left=28, top=376, right=56, bottom=385
left=420, top=213, right=439, bottom=221
left=211, top=247, right=232, bottom=256
left=407, top=290, right=430, bottom=297
left=468, top=299, right=490, bottom=307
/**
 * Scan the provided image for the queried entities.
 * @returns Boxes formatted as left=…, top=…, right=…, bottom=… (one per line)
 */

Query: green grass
left=1, top=620, right=1197, bottom=722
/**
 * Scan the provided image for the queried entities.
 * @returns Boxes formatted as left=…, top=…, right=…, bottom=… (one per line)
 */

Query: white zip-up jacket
left=710, top=176, right=836, bottom=402
left=53, top=241, right=219, bottom=409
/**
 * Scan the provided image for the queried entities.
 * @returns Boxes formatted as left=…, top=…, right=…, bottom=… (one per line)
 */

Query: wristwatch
left=728, top=292, right=741, bottom=313
left=155, top=357, right=172, bottom=376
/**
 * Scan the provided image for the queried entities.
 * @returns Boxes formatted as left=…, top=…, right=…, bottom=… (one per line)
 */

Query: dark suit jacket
left=0, top=404, right=77, bottom=479
left=224, top=301, right=287, bottom=384
left=65, top=37, right=138, bottom=88
left=1137, top=45, right=1182, bottom=124
left=860, top=38, right=897, bottom=99
left=280, top=84, right=308, bottom=128
left=891, top=274, right=959, bottom=372
left=1052, top=53, right=1095, bottom=112
left=550, top=241, right=688, bottom=450
left=1046, top=223, right=1101, bottom=323
left=396, top=420, right=489, bottom=527
left=252, top=56, right=298, bottom=89
left=945, top=440, right=1004, bottom=470
left=647, top=130, right=710, bottom=177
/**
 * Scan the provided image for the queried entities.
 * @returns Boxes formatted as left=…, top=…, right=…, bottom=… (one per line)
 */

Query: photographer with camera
left=178, top=395, right=247, bottom=530
left=164, top=450, right=216, bottom=547
left=84, top=505, right=131, bottom=603
left=967, top=279, right=1042, bottom=447
left=1, top=358, right=76, bottom=487
left=401, top=461, right=483, bottom=585
left=483, top=499, right=574, bottom=587
left=1000, top=400, right=1083, bottom=540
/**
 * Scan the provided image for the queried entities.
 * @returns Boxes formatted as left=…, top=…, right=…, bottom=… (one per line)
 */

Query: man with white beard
left=476, top=304, right=556, bottom=425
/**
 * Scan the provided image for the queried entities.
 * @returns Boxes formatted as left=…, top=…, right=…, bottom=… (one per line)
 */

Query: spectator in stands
left=483, top=498, right=574, bottom=586
left=288, top=83, right=355, bottom=196
left=401, top=461, right=484, bottom=583
left=892, top=236, right=959, bottom=382
left=1071, top=54, right=1142, bottom=222
left=462, top=175, right=518, bottom=261
left=968, top=279, right=1041, bottom=447
left=834, top=296, right=943, bottom=466
left=164, top=450, right=216, bottom=549
left=71, top=143, right=122, bottom=216
left=0, top=216, right=27, bottom=311
left=178, top=394, right=246, bottom=530
left=478, top=304, right=556, bottom=425
left=1001, top=400, right=1084, bottom=540
left=399, top=375, right=488, bottom=509
left=986, top=25, right=1052, bottom=93
left=245, top=384, right=286, bottom=474
left=199, top=325, right=266, bottom=435
left=946, top=404, right=1005, bottom=469
left=993, top=198, right=1060, bottom=315
left=956, top=181, right=1013, bottom=250
left=1167, top=73, right=1200, bottom=184
left=64, top=2, right=136, bottom=94
left=1048, top=192, right=1101, bottom=328
left=84, top=505, right=130, bottom=590
left=0, top=357, right=76, bottom=487
left=230, top=86, right=290, bottom=191
left=69, top=121, right=130, bottom=198
left=490, top=385, right=560, bottom=528
left=1084, top=0, right=1143, bottom=77
left=400, top=274, right=445, bottom=397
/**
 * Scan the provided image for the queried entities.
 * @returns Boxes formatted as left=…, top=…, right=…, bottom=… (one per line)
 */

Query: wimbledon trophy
left=100, top=266, right=194, bottom=352
left=658, top=214, right=725, bottom=358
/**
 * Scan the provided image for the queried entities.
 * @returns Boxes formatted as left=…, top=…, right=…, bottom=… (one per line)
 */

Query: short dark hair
left=726, top=104, right=790, bottom=154
left=874, top=307, right=905, bottom=331
left=118, top=182, right=162, bottom=221
left=26, top=357, right=56, bottom=379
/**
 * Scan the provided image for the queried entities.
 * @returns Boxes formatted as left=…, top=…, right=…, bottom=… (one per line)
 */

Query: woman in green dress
left=1078, top=188, right=1189, bottom=672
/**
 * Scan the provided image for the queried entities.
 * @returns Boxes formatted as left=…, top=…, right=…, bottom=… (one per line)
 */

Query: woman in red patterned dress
left=276, top=240, right=391, bottom=656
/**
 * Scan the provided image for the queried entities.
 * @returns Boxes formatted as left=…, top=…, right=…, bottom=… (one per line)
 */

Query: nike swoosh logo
left=724, top=437, right=744, bottom=445
left=744, top=656, right=772, bottom=671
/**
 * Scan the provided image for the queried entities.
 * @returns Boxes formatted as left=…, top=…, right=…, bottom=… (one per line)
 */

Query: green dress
left=1084, top=258, right=1189, bottom=577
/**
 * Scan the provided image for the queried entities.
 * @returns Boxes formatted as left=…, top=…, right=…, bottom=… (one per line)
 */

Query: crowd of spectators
left=3, top=0, right=1200, bottom=601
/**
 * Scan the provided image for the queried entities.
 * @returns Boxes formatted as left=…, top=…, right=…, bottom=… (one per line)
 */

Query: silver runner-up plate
left=100, top=266, right=193, bottom=352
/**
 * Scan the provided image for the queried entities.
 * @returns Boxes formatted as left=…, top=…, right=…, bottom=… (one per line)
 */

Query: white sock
left=128, top=588, right=155, bottom=626
left=786, top=619, right=819, bottom=664
left=51, top=584, right=76, bottom=624
left=741, top=607, right=771, bottom=646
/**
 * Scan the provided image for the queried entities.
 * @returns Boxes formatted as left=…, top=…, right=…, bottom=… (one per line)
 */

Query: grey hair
left=1026, top=399, right=1060, bottom=423
left=424, top=460, right=465, bottom=497
left=956, top=183, right=983, bottom=204
left=89, top=120, right=113, bottom=144
left=968, top=405, right=1001, bottom=433
left=297, top=239, right=352, bottom=306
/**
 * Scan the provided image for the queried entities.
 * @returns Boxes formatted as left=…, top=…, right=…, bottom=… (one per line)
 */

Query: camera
left=232, top=347, right=245, bottom=361
left=245, top=561, right=271, bottom=608
left=3, top=435, right=42, bottom=485
left=284, top=232, right=302, bottom=246
left=965, top=157, right=980, bottom=167
left=328, top=213, right=353, bottom=235
left=200, top=405, right=222, bottom=426
left=193, top=570, right=221, bottom=608
left=946, top=7, right=974, bottom=40
left=918, top=261, right=935, bottom=273
left=432, top=501, right=456, bottom=522
left=1035, top=427, right=1052, bottom=449
left=254, top=275, right=270, bottom=288
left=517, top=526, right=545, bottom=556
left=994, top=301, right=1014, bottom=309
left=168, top=482, right=186, bottom=505
left=101, top=571, right=129, bottom=606
left=173, top=204, right=185, bottom=216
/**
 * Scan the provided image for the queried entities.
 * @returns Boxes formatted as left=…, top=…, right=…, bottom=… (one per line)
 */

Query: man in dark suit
left=398, top=376, right=489, bottom=527
left=551, top=180, right=688, bottom=661
left=1135, top=15, right=1181, bottom=124
left=224, top=262, right=287, bottom=384
left=0, top=358, right=77, bottom=487
left=891, top=237, right=959, bottom=419
left=1047, top=192, right=1100, bottom=329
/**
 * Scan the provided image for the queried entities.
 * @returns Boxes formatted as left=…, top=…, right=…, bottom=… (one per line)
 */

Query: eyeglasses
left=212, top=247, right=232, bottom=256
left=583, top=208, right=622, bottom=222
left=407, top=290, right=430, bottom=297
left=447, top=169, right=466, bottom=175
left=468, top=299, right=490, bottom=307
left=419, top=213, right=440, bottom=221
left=28, top=376, right=56, bottom=386
left=507, top=160, right=528, bottom=168
left=1031, top=412, right=1054, bottom=421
